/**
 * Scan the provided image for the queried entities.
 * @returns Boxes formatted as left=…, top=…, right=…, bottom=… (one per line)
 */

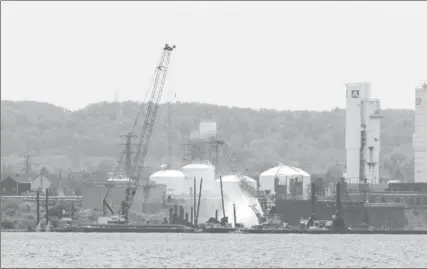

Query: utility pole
left=119, top=132, right=137, bottom=178
left=20, top=152, right=35, bottom=175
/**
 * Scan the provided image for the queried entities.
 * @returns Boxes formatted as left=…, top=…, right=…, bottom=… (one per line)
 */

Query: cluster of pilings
left=166, top=175, right=240, bottom=228
left=168, top=204, right=193, bottom=226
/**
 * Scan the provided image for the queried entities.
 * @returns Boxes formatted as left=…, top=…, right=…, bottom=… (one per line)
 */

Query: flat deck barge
left=55, top=223, right=195, bottom=233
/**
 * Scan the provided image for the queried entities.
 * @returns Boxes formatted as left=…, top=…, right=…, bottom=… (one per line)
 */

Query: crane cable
left=102, top=53, right=162, bottom=211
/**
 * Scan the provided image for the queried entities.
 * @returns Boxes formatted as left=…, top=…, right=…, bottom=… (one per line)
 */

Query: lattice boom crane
left=103, top=44, right=176, bottom=223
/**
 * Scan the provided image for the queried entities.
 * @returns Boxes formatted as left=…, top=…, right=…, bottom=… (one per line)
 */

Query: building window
left=2, top=188, right=6, bottom=192
left=12, top=187, right=16, bottom=192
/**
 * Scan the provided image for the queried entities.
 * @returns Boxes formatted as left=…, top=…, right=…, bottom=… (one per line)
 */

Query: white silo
left=362, top=99, right=382, bottom=184
left=413, top=83, right=427, bottom=183
left=259, top=164, right=311, bottom=199
left=214, top=174, right=261, bottom=227
left=199, top=120, right=217, bottom=139
left=149, top=168, right=188, bottom=196
left=345, top=83, right=371, bottom=184
left=181, top=162, right=216, bottom=186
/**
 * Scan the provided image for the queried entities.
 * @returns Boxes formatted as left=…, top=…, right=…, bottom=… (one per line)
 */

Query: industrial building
left=345, top=82, right=382, bottom=184
left=413, top=82, right=427, bottom=183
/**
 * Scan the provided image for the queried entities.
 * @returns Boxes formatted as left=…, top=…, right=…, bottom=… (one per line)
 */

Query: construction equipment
left=102, top=44, right=176, bottom=223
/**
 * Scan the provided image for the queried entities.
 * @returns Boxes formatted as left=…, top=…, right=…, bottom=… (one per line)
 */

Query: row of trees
left=1, top=100, right=416, bottom=183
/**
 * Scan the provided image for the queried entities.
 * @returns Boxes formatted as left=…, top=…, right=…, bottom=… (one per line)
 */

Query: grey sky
left=1, top=1, right=426, bottom=111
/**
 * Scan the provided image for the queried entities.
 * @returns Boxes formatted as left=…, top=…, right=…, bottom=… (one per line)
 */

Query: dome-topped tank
left=149, top=169, right=188, bottom=195
left=259, top=164, right=311, bottom=199
left=215, top=174, right=257, bottom=190
left=181, top=162, right=215, bottom=185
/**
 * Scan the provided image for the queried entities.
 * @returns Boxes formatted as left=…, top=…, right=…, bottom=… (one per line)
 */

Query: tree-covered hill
left=0, top=100, right=415, bottom=181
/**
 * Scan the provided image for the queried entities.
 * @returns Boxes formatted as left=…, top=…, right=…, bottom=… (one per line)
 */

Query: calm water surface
left=1, top=233, right=426, bottom=268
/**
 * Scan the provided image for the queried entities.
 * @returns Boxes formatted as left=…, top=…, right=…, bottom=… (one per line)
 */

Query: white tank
left=149, top=169, right=188, bottom=195
left=215, top=174, right=257, bottom=190
left=363, top=99, right=382, bottom=184
left=414, top=84, right=427, bottom=183
left=199, top=120, right=217, bottom=138
left=181, top=162, right=216, bottom=193
left=345, top=83, right=365, bottom=183
left=182, top=162, right=215, bottom=182
left=259, top=164, right=311, bottom=198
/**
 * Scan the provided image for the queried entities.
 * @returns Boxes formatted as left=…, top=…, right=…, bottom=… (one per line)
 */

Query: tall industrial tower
left=413, top=82, right=427, bottom=183
left=345, top=82, right=382, bottom=185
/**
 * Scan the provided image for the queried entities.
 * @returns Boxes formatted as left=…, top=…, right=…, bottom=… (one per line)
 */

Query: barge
left=55, top=223, right=195, bottom=233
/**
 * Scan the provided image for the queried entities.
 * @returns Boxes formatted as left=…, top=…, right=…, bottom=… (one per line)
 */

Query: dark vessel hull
left=245, top=229, right=427, bottom=235
left=275, top=199, right=406, bottom=229
left=200, top=227, right=236, bottom=233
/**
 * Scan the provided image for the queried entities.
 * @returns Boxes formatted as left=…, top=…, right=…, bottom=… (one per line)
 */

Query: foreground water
left=1, top=233, right=426, bottom=268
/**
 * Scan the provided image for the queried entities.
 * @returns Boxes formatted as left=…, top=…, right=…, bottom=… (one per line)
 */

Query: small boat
left=246, top=214, right=297, bottom=233
left=198, top=216, right=237, bottom=233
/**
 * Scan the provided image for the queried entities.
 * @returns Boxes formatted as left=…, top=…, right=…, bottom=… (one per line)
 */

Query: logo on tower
left=416, top=97, right=422, bottom=106
left=351, top=90, right=360, bottom=98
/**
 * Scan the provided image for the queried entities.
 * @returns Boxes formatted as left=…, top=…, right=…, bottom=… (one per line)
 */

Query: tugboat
left=246, top=204, right=296, bottom=233
left=198, top=208, right=237, bottom=233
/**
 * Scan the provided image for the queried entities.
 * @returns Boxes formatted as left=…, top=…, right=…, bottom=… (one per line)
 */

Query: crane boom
left=123, top=44, right=176, bottom=221
left=102, top=44, right=176, bottom=222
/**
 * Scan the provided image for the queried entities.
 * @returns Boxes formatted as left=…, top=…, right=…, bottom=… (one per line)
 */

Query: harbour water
left=1, top=233, right=427, bottom=268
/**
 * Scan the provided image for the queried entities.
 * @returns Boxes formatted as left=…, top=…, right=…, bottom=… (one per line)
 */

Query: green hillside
left=0, top=100, right=415, bottom=181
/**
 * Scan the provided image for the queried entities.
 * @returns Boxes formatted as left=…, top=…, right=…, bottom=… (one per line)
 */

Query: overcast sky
left=1, top=1, right=426, bottom=111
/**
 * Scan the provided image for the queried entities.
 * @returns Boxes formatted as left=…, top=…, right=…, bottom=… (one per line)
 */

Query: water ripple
left=1, top=233, right=427, bottom=268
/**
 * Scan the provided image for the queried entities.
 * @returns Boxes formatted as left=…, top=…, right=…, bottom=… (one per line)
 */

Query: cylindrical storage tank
left=259, top=164, right=311, bottom=199
left=345, top=83, right=364, bottom=183
left=181, top=162, right=215, bottom=185
left=199, top=120, right=217, bottom=138
left=215, top=174, right=257, bottom=189
left=149, top=169, right=188, bottom=196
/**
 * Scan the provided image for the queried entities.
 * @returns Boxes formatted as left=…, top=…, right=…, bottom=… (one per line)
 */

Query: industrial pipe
left=311, top=182, right=316, bottom=215
left=193, top=177, right=197, bottom=226
left=190, top=207, right=194, bottom=226
left=169, top=207, right=173, bottom=224
left=36, top=190, right=40, bottom=225
left=219, top=176, right=226, bottom=218
left=45, top=189, right=49, bottom=225
left=336, top=182, right=341, bottom=218
left=179, top=206, right=184, bottom=222
left=233, top=203, right=237, bottom=227
left=195, top=177, right=203, bottom=226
